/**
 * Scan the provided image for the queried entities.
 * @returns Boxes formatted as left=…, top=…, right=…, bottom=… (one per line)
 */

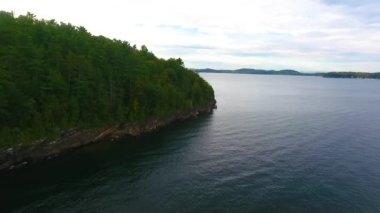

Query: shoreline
left=0, top=101, right=216, bottom=172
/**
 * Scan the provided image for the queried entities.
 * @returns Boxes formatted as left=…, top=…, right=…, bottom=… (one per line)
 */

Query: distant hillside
left=194, top=68, right=320, bottom=76
left=195, top=68, right=380, bottom=79
left=322, top=72, right=380, bottom=79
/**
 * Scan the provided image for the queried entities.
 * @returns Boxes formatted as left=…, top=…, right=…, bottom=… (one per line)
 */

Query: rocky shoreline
left=0, top=101, right=216, bottom=172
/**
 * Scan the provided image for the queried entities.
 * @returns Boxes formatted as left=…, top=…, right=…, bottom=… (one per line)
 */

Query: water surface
left=2, top=74, right=380, bottom=212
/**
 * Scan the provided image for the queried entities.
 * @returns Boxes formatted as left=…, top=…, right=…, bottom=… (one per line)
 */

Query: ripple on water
left=3, top=74, right=380, bottom=212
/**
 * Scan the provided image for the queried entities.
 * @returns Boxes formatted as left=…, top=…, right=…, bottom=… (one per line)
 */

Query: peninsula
left=0, top=11, right=216, bottom=170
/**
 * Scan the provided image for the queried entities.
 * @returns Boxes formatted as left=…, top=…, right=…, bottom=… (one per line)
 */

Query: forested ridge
left=0, top=11, right=215, bottom=149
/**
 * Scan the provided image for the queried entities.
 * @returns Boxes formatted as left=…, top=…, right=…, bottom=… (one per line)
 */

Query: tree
left=0, top=11, right=215, bottom=149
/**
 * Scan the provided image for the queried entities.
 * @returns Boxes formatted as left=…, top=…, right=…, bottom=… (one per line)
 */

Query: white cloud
left=2, top=0, right=380, bottom=72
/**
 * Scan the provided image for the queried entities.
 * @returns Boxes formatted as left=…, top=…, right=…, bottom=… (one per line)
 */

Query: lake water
left=2, top=73, right=380, bottom=212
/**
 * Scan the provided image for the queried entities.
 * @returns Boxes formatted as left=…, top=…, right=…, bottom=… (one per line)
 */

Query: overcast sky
left=3, top=0, right=380, bottom=72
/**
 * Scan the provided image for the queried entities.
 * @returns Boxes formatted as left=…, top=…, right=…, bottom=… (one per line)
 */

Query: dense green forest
left=0, top=11, right=215, bottom=149
left=323, top=72, right=380, bottom=79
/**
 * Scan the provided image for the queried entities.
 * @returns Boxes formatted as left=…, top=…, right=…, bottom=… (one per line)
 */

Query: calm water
left=2, top=74, right=380, bottom=212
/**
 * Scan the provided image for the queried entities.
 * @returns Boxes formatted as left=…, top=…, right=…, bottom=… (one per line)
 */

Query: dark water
left=2, top=74, right=380, bottom=212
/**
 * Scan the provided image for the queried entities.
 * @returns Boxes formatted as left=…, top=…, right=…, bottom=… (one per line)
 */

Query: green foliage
left=0, top=11, right=215, bottom=149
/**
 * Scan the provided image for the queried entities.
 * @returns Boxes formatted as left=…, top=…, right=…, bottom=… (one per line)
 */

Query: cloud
left=2, top=0, right=380, bottom=72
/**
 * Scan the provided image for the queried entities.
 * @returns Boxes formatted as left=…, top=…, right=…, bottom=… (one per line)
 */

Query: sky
left=2, top=0, right=380, bottom=72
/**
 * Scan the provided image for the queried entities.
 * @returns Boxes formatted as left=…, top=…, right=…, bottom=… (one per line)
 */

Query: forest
left=0, top=11, right=215, bottom=149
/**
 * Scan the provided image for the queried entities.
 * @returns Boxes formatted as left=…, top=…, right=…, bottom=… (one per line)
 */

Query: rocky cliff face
left=0, top=101, right=216, bottom=171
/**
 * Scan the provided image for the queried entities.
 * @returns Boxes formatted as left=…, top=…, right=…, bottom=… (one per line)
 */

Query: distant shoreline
left=194, top=68, right=380, bottom=80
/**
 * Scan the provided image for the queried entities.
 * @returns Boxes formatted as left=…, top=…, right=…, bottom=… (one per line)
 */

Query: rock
left=0, top=100, right=217, bottom=172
